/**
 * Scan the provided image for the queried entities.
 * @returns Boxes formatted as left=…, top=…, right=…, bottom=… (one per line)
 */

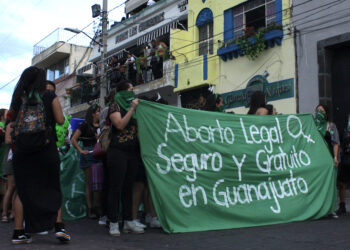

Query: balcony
left=217, top=29, right=284, bottom=61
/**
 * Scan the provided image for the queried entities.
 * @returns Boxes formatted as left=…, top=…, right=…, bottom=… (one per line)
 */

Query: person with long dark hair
left=107, top=80, right=144, bottom=236
left=71, top=104, right=101, bottom=219
left=8, top=66, right=70, bottom=244
left=314, top=104, right=340, bottom=218
left=247, top=91, right=268, bottom=115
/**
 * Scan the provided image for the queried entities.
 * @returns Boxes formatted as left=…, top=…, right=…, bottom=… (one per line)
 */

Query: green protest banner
left=137, top=100, right=337, bottom=233
left=60, top=146, right=87, bottom=220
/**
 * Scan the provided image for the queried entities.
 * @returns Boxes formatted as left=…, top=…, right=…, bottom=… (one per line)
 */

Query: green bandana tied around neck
left=216, top=106, right=225, bottom=112
left=315, top=111, right=327, bottom=136
left=114, top=90, right=136, bottom=117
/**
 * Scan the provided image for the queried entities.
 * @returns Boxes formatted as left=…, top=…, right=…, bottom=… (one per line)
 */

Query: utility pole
left=99, top=0, right=108, bottom=108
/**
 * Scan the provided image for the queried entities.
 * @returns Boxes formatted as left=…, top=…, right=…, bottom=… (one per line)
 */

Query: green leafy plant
left=220, top=24, right=283, bottom=60
left=237, top=28, right=266, bottom=60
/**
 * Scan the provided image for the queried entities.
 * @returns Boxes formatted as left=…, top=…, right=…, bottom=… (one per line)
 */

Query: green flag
left=60, top=146, right=87, bottom=220
left=137, top=100, right=336, bottom=233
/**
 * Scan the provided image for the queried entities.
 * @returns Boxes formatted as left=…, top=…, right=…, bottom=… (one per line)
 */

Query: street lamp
left=64, top=0, right=108, bottom=108
left=64, top=28, right=102, bottom=46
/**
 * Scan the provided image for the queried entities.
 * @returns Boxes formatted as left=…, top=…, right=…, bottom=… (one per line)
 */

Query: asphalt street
left=1, top=206, right=350, bottom=250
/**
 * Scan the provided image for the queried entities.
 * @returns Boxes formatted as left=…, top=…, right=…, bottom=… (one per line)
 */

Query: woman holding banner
left=107, top=80, right=144, bottom=236
left=315, top=104, right=340, bottom=218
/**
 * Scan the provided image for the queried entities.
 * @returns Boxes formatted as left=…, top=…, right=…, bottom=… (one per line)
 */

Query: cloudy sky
left=0, top=0, right=125, bottom=109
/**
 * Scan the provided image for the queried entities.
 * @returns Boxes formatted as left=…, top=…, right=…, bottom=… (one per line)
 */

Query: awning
left=137, top=21, right=178, bottom=46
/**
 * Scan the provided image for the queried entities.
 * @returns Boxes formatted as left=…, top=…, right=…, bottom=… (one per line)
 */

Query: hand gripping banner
left=137, top=100, right=337, bottom=233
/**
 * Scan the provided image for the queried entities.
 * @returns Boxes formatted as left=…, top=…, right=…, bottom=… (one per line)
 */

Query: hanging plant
left=237, top=29, right=266, bottom=60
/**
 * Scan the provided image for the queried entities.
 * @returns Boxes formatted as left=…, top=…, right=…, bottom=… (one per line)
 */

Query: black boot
left=336, top=202, right=346, bottom=216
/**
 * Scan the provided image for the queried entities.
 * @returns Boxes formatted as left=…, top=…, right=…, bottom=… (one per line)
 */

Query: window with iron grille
left=199, top=22, right=213, bottom=56
left=233, top=0, right=276, bottom=38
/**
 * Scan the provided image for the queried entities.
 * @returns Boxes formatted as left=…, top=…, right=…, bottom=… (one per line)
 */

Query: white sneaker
left=331, top=212, right=339, bottom=219
left=98, top=216, right=107, bottom=226
left=134, top=219, right=146, bottom=228
left=145, top=214, right=152, bottom=224
left=150, top=217, right=161, bottom=228
left=123, top=220, right=144, bottom=234
left=109, top=222, right=120, bottom=236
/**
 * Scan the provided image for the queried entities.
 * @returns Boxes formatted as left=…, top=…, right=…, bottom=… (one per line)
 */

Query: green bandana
left=0, top=121, right=4, bottom=129
left=347, top=115, right=350, bottom=132
left=315, top=111, right=327, bottom=136
left=114, top=90, right=136, bottom=117
left=215, top=106, right=225, bottom=112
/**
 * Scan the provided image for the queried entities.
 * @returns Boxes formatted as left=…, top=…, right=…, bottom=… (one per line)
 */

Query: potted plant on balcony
left=237, top=26, right=266, bottom=60
left=217, top=23, right=284, bottom=61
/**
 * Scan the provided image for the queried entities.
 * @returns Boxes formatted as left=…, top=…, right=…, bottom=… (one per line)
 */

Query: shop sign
left=139, top=12, right=165, bottom=32
left=221, top=76, right=294, bottom=109
left=115, top=12, right=165, bottom=44
left=77, top=64, right=92, bottom=75
left=115, top=30, right=129, bottom=44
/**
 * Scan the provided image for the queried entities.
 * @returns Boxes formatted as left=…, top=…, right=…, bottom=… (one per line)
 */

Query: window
left=46, top=58, right=69, bottom=81
left=233, top=0, right=276, bottom=38
left=199, top=22, right=213, bottom=56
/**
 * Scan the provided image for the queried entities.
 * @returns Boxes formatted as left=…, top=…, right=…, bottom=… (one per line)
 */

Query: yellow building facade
left=171, top=0, right=296, bottom=114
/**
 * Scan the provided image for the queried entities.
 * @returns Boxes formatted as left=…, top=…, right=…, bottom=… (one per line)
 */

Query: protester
left=336, top=118, right=350, bottom=216
left=96, top=91, right=116, bottom=227
left=247, top=91, right=268, bottom=115
left=315, top=104, right=340, bottom=218
left=46, top=80, right=56, bottom=92
left=71, top=104, right=101, bottom=219
left=215, top=95, right=224, bottom=112
left=9, top=66, right=70, bottom=244
left=1, top=122, right=16, bottom=223
left=107, top=80, right=144, bottom=236
left=265, top=104, right=277, bottom=115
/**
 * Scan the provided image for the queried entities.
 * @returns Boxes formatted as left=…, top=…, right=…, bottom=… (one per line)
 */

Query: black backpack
left=12, top=91, right=52, bottom=152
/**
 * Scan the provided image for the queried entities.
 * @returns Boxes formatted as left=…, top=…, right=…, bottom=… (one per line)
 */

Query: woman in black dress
left=9, top=66, right=70, bottom=244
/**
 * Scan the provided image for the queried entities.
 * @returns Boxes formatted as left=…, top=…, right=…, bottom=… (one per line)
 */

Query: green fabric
left=315, top=111, right=327, bottom=136
left=347, top=115, right=350, bottom=132
left=60, top=145, right=87, bottom=220
left=136, top=57, right=141, bottom=74
left=215, top=106, right=225, bottom=112
left=137, top=100, right=336, bottom=233
left=56, top=115, right=71, bottom=147
left=0, top=121, right=4, bottom=129
left=114, top=90, right=135, bottom=112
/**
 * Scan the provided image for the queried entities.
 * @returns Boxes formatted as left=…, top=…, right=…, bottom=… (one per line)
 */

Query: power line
left=170, top=0, right=345, bottom=55
left=0, top=1, right=128, bottom=91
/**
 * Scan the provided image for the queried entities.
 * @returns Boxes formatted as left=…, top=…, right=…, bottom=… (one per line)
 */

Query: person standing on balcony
left=108, top=56, right=123, bottom=89
left=125, top=53, right=137, bottom=85
left=147, top=0, right=156, bottom=6
left=150, top=40, right=162, bottom=80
